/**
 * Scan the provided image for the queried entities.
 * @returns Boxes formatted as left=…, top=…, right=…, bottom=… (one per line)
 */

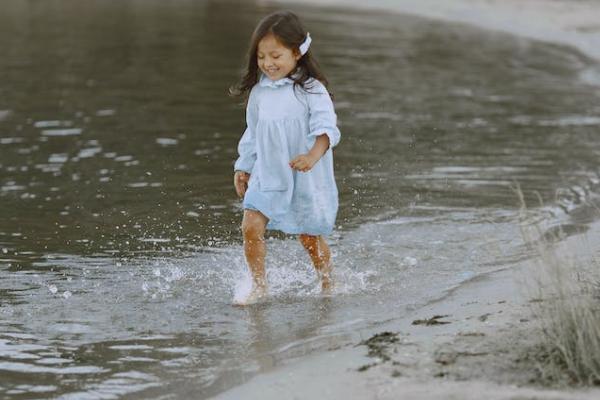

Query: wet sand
left=212, top=224, right=600, bottom=399
left=210, top=1, right=600, bottom=398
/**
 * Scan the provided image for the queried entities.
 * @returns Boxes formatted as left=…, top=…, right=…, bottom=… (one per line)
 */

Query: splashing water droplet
left=232, top=273, right=253, bottom=304
left=402, top=256, right=418, bottom=267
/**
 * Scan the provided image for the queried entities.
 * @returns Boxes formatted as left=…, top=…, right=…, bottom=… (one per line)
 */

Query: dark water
left=1, top=0, right=600, bottom=398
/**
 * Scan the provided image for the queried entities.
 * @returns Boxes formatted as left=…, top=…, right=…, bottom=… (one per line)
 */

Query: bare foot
left=233, top=284, right=267, bottom=306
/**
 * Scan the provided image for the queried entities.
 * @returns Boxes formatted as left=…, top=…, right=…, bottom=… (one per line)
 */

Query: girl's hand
left=234, top=171, right=250, bottom=198
left=289, top=154, right=318, bottom=172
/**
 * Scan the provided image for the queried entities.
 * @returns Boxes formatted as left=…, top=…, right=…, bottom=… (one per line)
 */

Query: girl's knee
left=242, top=221, right=264, bottom=240
left=242, top=211, right=267, bottom=239
left=299, top=234, right=318, bottom=248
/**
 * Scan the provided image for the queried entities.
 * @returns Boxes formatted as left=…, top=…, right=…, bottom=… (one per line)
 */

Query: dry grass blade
left=515, top=184, right=600, bottom=386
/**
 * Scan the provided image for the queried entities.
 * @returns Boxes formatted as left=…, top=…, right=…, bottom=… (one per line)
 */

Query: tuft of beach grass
left=516, top=186, right=600, bottom=386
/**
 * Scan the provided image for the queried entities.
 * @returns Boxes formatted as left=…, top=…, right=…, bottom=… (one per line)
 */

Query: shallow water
left=1, top=0, right=600, bottom=398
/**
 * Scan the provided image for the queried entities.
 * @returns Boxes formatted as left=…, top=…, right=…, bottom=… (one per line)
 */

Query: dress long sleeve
left=306, top=81, right=341, bottom=149
left=233, top=88, right=259, bottom=173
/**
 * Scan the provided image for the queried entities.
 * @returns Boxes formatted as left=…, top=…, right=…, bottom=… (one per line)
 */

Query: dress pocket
left=256, top=123, right=292, bottom=191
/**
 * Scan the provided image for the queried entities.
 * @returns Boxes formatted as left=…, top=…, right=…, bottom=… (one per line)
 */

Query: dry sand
left=274, top=0, right=600, bottom=62
left=211, top=1, right=600, bottom=398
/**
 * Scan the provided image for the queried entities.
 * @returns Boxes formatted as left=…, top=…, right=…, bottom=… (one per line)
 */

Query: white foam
left=127, top=182, right=148, bottom=188
left=232, top=272, right=254, bottom=304
left=41, top=128, right=82, bottom=136
left=109, top=345, right=153, bottom=351
left=402, top=256, right=418, bottom=267
left=34, top=120, right=61, bottom=128
left=156, top=138, right=178, bottom=146
left=0, top=362, right=107, bottom=374
left=77, top=147, right=102, bottom=158
left=355, top=111, right=404, bottom=121
left=96, top=109, right=116, bottom=117
left=0, top=137, right=23, bottom=144
left=48, top=154, right=68, bottom=163
left=538, top=116, right=600, bottom=126
left=1, top=184, right=26, bottom=191
left=0, top=110, right=11, bottom=121
left=138, top=238, right=171, bottom=243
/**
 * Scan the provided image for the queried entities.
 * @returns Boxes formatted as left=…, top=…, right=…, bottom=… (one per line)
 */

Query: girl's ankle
left=253, top=279, right=267, bottom=290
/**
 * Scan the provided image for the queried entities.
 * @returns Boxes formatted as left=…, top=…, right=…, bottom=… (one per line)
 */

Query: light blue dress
left=234, top=72, right=341, bottom=236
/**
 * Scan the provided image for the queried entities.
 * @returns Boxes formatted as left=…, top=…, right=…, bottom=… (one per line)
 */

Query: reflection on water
left=1, top=0, right=600, bottom=398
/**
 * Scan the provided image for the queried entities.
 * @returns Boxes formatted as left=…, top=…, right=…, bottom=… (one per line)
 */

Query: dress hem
left=242, top=205, right=333, bottom=237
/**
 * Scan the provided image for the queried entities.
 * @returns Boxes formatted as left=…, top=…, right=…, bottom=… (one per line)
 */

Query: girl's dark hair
left=229, top=10, right=330, bottom=102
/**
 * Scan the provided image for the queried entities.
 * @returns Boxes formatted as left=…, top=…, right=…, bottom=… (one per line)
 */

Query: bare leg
left=298, top=234, right=332, bottom=291
left=236, top=209, right=269, bottom=305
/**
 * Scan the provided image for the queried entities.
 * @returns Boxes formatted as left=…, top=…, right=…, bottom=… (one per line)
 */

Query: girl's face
left=257, top=33, right=301, bottom=81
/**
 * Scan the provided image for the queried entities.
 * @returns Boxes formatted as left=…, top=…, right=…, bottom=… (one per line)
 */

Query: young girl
left=230, top=10, right=341, bottom=305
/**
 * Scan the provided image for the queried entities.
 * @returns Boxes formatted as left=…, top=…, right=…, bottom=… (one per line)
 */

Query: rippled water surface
left=2, top=0, right=600, bottom=398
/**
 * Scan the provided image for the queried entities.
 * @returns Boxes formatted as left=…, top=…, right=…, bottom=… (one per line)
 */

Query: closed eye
left=257, top=54, right=281, bottom=59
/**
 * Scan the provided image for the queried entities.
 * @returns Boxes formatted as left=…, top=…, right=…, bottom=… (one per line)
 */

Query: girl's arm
left=289, top=134, right=330, bottom=172
left=233, top=88, right=259, bottom=196
left=290, top=80, right=340, bottom=172
left=234, top=89, right=259, bottom=174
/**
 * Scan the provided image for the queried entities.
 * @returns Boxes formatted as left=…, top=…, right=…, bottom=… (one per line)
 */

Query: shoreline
left=212, top=254, right=600, bottom=399
left=274, top=0, right=600, bottom=63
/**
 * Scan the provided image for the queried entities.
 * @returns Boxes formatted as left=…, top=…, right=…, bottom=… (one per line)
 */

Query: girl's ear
left=294, top=49, right=302, bottom=61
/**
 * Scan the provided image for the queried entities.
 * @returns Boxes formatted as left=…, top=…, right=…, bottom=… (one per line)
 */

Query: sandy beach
left=213, top=222, right=600, bottom=399
left=211, top=1, right=600, bottom=399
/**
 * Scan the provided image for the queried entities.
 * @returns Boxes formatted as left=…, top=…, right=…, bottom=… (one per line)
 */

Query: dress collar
left=258, top=71, right=301, bottom=88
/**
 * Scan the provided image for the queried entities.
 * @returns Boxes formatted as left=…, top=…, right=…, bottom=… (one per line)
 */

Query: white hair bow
left=299, top=32, right=312, bottom=55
